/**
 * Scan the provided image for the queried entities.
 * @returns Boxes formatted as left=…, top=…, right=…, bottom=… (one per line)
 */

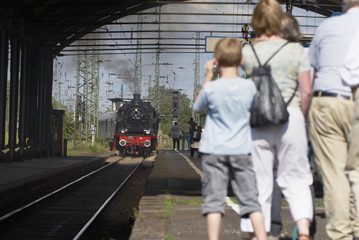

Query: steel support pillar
left=0, top=30, right=8, bottom=162
left=8, top=36, right=20, bottom=162
left=37, top=48, right=53, bottom=157
left=18, top=43, right=29, bottom=161
left=38, top=49, right=46, bottom=156
left=192, top=32, right=201, bottom=125
left=27, top=48, right=40, bottom=157
left=44, top=51, right=54, bottom=156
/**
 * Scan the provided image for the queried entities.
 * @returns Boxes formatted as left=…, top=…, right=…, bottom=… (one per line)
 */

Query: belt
left=313, top=91, right=352, bottom=101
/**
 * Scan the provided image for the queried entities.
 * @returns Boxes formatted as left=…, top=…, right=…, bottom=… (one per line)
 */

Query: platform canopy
left=2, top=0, right=342, bottom=55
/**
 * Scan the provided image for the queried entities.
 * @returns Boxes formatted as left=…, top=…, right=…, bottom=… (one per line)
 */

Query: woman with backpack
left=239, top=0, right=313, bottom=239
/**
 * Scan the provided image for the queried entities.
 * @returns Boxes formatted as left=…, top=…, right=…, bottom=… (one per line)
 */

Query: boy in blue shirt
left=194, top=37, right=267, bottom=240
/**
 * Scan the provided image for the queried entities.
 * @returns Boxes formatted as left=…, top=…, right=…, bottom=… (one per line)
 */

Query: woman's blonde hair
left=251, top=0, right=284, bottom=37
left=214, top=37, right=242, bottom=67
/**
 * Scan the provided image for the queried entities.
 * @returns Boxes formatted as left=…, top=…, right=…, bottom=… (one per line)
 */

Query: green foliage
left=157, top=193, right=176, bottom=220
left=164, top=234, right=175, bottom=240
left=52, top=97, right=67, bottom=110
left=88, top=143, right=101, bottom=152
left=173, top=197, right=202, bottom=206
left=67, top=138, right=111, bottom=155
left=157, top=131, right=173, bottom=150
left=64, top=111, right=75, bottom=139
left=133, top=207, right=144, bottom=220
left=52, top=97, right=75, bottom=140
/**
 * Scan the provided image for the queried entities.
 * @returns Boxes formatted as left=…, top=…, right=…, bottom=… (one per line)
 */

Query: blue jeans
left=182, top=133, right=191, bottom=150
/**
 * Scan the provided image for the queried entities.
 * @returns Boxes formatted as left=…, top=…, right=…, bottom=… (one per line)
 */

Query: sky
left=52, top=0, right=327, bottom=112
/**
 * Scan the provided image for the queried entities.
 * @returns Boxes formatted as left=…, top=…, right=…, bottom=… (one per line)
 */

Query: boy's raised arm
left=194, top=60, right=215, bottom=103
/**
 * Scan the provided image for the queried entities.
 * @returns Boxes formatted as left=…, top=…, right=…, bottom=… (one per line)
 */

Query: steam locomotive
left=111, top=94, right=159, bottom=157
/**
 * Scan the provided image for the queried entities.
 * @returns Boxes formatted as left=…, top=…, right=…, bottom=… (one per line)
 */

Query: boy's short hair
left=214, top=37, right=242, bottom=67
left=251, top=0, right=284, bottom=37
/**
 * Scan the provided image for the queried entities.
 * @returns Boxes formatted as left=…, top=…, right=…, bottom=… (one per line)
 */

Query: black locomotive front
left=114, top=94, right=159, bottom=157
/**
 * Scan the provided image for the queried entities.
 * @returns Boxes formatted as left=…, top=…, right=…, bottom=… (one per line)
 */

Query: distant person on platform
left=171, top=122, right=180, bottom=151
left=181, top=120, right=191, bottom=151
left=190, top=125, right=202, bottom=158
left=308, top=0, right=359, bottom=238
left=194, top=37, right=267, bottom=240
left=188, top=117, right=198, bottom=143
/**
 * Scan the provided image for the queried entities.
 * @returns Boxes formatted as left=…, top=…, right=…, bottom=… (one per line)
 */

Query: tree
left=52, top=98, right=67, bottom=110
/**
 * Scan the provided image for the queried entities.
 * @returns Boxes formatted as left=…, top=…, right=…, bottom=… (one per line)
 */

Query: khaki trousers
left=347, top=87, right=359, bottom=220
left=309, top=97, right=359, bottom=240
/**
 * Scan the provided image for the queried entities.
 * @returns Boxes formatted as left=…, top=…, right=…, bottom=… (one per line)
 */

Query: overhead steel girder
left=51, top=2, right=164, bottom=55
left=3, top=0, right=342, bottom=57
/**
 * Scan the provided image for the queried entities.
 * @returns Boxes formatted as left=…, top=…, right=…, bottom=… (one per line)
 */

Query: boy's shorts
left=201, top=154, right=262, bottom=217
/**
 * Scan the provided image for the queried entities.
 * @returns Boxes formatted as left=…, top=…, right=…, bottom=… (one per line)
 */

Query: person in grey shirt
left=240, top=0, right=313, bottom=238
left=308, top=0, right=359, bottom=239
left=171, top=121, right=180, bottom=150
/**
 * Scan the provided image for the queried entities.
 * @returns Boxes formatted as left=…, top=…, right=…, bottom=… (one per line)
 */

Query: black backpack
left=249, top=42, right=298, bottom=128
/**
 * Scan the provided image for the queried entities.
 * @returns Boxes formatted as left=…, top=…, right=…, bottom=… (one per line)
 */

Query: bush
left=158, top=133, right=173, bottom=150
left=67, top=138, right=112, bottom=156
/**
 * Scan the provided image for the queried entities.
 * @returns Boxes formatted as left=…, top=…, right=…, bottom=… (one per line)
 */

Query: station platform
left=130, top=150, right=329, bottom=240
left=0, top=153, right=115, bottom=217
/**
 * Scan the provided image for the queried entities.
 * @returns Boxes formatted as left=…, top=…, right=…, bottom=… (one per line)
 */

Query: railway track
left=0, top=156, right=147, bottom=240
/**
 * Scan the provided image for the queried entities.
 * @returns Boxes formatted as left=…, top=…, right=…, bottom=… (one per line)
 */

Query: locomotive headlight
left=144, top=140, right=151, bottom=148
left=120, top=129, right=125, bottom=133
left=119, top=139, right=126, bottom=147
left=144, top=129, right=151, bottom=135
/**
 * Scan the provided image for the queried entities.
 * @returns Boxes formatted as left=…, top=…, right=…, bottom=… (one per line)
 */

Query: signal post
left=172, top=91, right=179, bottom=122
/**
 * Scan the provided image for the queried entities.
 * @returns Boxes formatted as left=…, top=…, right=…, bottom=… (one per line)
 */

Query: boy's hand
left=194, top=59, right=216, bottom=105
left=204, top=60, right=215, bottom=84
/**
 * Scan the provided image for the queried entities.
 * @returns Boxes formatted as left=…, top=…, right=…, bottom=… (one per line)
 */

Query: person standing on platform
left=341, top=28, right=359, bottom=220
left=188, top=117, right=197, bottom=143
left=181, top=120, right=191, bottom=151
left=194, top=37, right=267, bottom=240
left=239, top=0, right=313, bottom=239
left=308, top=0, right=359, bottom=239
left=268, top=13, right=316, bottom=240
left=171, top=121, right=180, bottom=151
left=190, top=125, right=202, bottom=158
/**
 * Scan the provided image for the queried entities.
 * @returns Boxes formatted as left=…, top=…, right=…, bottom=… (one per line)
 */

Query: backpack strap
left=250, top=44, right=263, bottom=66
left=250, top=41, right=297, bottom=105
left=250, top=41, right=289, bottom=66
left=263, top=41, right=289, bottom=65
left=286, top=81, right=298, bottom=106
